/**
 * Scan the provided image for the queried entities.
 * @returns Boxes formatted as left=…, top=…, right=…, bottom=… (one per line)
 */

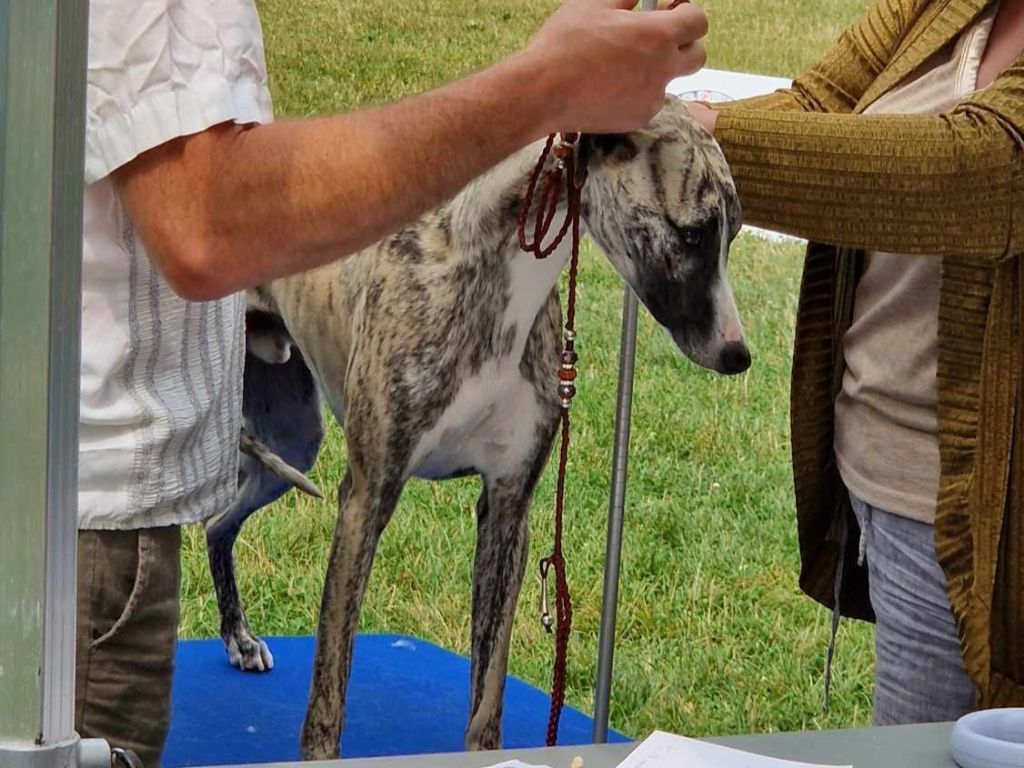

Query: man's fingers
left=588, top=0, right=639, bottom=10
left=635, top=2, right=708, bottom=45
left=668, top=3, right=709, bottom=44
left=674, top=41, right=707, bottom=76
left=529, top=0, right=713, bottom=133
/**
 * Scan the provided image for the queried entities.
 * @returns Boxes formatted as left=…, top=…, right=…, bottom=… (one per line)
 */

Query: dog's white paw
left=225, top=631, right=275, bottom=672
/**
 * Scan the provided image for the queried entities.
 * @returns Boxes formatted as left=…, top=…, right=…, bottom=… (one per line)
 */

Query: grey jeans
left=850, top=494, right=977, bottom=725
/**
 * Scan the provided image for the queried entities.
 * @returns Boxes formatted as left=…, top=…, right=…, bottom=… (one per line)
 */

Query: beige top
left=833, top=4, right=998, bottom=524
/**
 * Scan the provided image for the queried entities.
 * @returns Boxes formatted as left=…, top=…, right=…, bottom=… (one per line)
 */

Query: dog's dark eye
left=681, top=228, right=703, bottom=247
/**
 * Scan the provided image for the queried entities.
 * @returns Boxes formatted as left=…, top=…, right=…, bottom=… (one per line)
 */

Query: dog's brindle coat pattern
left=206, top=97, right=745, bottom=760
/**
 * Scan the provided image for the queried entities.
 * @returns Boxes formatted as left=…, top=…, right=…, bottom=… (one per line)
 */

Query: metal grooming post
left=591, top=287, right=640, bottom=742
left=0, top=1, right=107, bottom=766
left=591, top=0, right=657, bottom=738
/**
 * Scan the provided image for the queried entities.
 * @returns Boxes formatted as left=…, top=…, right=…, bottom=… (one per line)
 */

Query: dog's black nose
left=719, top=341, right=751, bottom=375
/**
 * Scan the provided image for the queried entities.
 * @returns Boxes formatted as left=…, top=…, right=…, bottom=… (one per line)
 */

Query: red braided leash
left=517, top=132, right=585, bottom=747
left=516, top=4, right=690, bottom=746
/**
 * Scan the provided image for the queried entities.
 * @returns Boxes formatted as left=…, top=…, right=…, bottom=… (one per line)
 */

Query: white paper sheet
left=616, top=731, right=853, bottom=768
left=667, top=67, right=793, bottom=103
left=481, top=761, right=553, bottom=768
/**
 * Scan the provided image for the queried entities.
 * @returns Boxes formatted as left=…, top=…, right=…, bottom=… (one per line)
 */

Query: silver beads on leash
left=558, top=330, right=578, bottom=410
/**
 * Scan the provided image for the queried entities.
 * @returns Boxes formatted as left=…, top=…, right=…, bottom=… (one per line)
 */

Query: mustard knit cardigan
left=714, top=0, right=1023, bottom=706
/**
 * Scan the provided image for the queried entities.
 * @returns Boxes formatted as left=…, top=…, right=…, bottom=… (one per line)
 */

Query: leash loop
left=518, top=134, right=583, bottom=261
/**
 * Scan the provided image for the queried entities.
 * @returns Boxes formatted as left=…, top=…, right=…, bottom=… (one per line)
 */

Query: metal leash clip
left=539, top=557, right=554, bottom=632
left=111, top=748, right=145, bottom=768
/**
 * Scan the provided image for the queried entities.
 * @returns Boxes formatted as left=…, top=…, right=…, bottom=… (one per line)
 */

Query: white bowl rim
left=952, top=709, right=1024, bottom=768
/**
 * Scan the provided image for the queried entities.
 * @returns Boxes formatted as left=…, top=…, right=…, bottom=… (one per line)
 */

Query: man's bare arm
left=115, top=0, right=709, bottom=301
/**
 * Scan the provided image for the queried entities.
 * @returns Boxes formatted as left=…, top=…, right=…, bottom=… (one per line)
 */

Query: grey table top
left=230, top=722, right=956, bottom=768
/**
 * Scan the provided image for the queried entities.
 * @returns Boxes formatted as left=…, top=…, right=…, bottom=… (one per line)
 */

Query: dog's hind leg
left=205, top=467, right=284, bottom=672
left=301, top=467, right=405, bottom=760
left=465, top=437, right=556, bottom=750
left=207, top=347, right=324, bottom=673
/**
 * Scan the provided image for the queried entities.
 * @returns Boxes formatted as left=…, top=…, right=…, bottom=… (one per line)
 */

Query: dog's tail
left=239, top=429, right=323, bottom=499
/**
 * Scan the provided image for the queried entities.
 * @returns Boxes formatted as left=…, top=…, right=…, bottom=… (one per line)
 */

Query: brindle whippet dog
left=204, top=95, right=749, bottom=760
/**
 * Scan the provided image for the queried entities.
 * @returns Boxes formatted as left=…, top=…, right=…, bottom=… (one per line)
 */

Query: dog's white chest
left=407, top=243, right=567, bottom=481
left=409, top=362, right=541, bottom=481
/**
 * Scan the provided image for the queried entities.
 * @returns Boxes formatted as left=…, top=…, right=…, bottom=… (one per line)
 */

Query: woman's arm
left=706, top=0, right=921, bottom=121
left=714, top=61, right=1024, bottom=260
left=695, top=0, right=1023, bottom=261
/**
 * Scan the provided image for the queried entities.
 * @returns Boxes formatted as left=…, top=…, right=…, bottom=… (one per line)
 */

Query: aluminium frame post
left=0, top=0, right=90, bottom=765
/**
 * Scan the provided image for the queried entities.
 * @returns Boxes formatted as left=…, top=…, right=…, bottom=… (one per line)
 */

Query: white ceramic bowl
left=952, top=709, right=1024, bottom=768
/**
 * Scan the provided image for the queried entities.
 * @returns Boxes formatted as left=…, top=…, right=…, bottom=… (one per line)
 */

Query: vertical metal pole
left=0, top=0, right=89, bottom=764
left=592, top=0, right=658, bottom=739
left=592, top=287, right=640, bottom=742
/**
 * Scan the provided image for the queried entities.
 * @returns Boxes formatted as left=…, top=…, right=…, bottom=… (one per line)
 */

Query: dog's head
left=580, top=95, right=749, bottom=375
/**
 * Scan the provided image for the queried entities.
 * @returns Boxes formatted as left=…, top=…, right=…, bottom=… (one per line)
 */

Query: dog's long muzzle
left=709, top=265, right=750, bottom=375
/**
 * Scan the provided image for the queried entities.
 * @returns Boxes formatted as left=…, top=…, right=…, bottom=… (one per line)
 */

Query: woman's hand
left=684, top=101, right=718, bottom=135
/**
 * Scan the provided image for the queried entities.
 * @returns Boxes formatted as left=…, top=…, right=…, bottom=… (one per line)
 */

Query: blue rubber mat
left=165, top=634, right=629, bottom=766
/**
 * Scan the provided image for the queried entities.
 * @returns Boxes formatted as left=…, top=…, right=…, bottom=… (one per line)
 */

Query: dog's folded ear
left=574, top=136, right=592, bottom=188
left=582, top=133, right=639, bottom=167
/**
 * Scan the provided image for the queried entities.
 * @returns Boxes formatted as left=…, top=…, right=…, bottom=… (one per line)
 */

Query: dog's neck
left=445, top=141, right=578, bottom=355
left=447, top=138, right=578, bottom=271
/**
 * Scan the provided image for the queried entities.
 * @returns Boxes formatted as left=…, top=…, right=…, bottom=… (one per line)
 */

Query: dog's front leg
left=465, top=471, right=537, bottom=751
left=301, top=470, right=402, bottom=761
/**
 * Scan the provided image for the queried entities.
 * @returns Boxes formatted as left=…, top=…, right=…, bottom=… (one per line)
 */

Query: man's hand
left=527, top=0, right=708, bottom=134
left=116, top=0, right=711, bottom=301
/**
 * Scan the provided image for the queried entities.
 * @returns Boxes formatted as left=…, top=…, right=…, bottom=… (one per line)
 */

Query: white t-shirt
left=80, top=1, right=274, bottom=529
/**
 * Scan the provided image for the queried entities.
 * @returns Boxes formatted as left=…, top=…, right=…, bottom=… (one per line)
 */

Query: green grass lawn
left=180, top=0, right=877, bottom=743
